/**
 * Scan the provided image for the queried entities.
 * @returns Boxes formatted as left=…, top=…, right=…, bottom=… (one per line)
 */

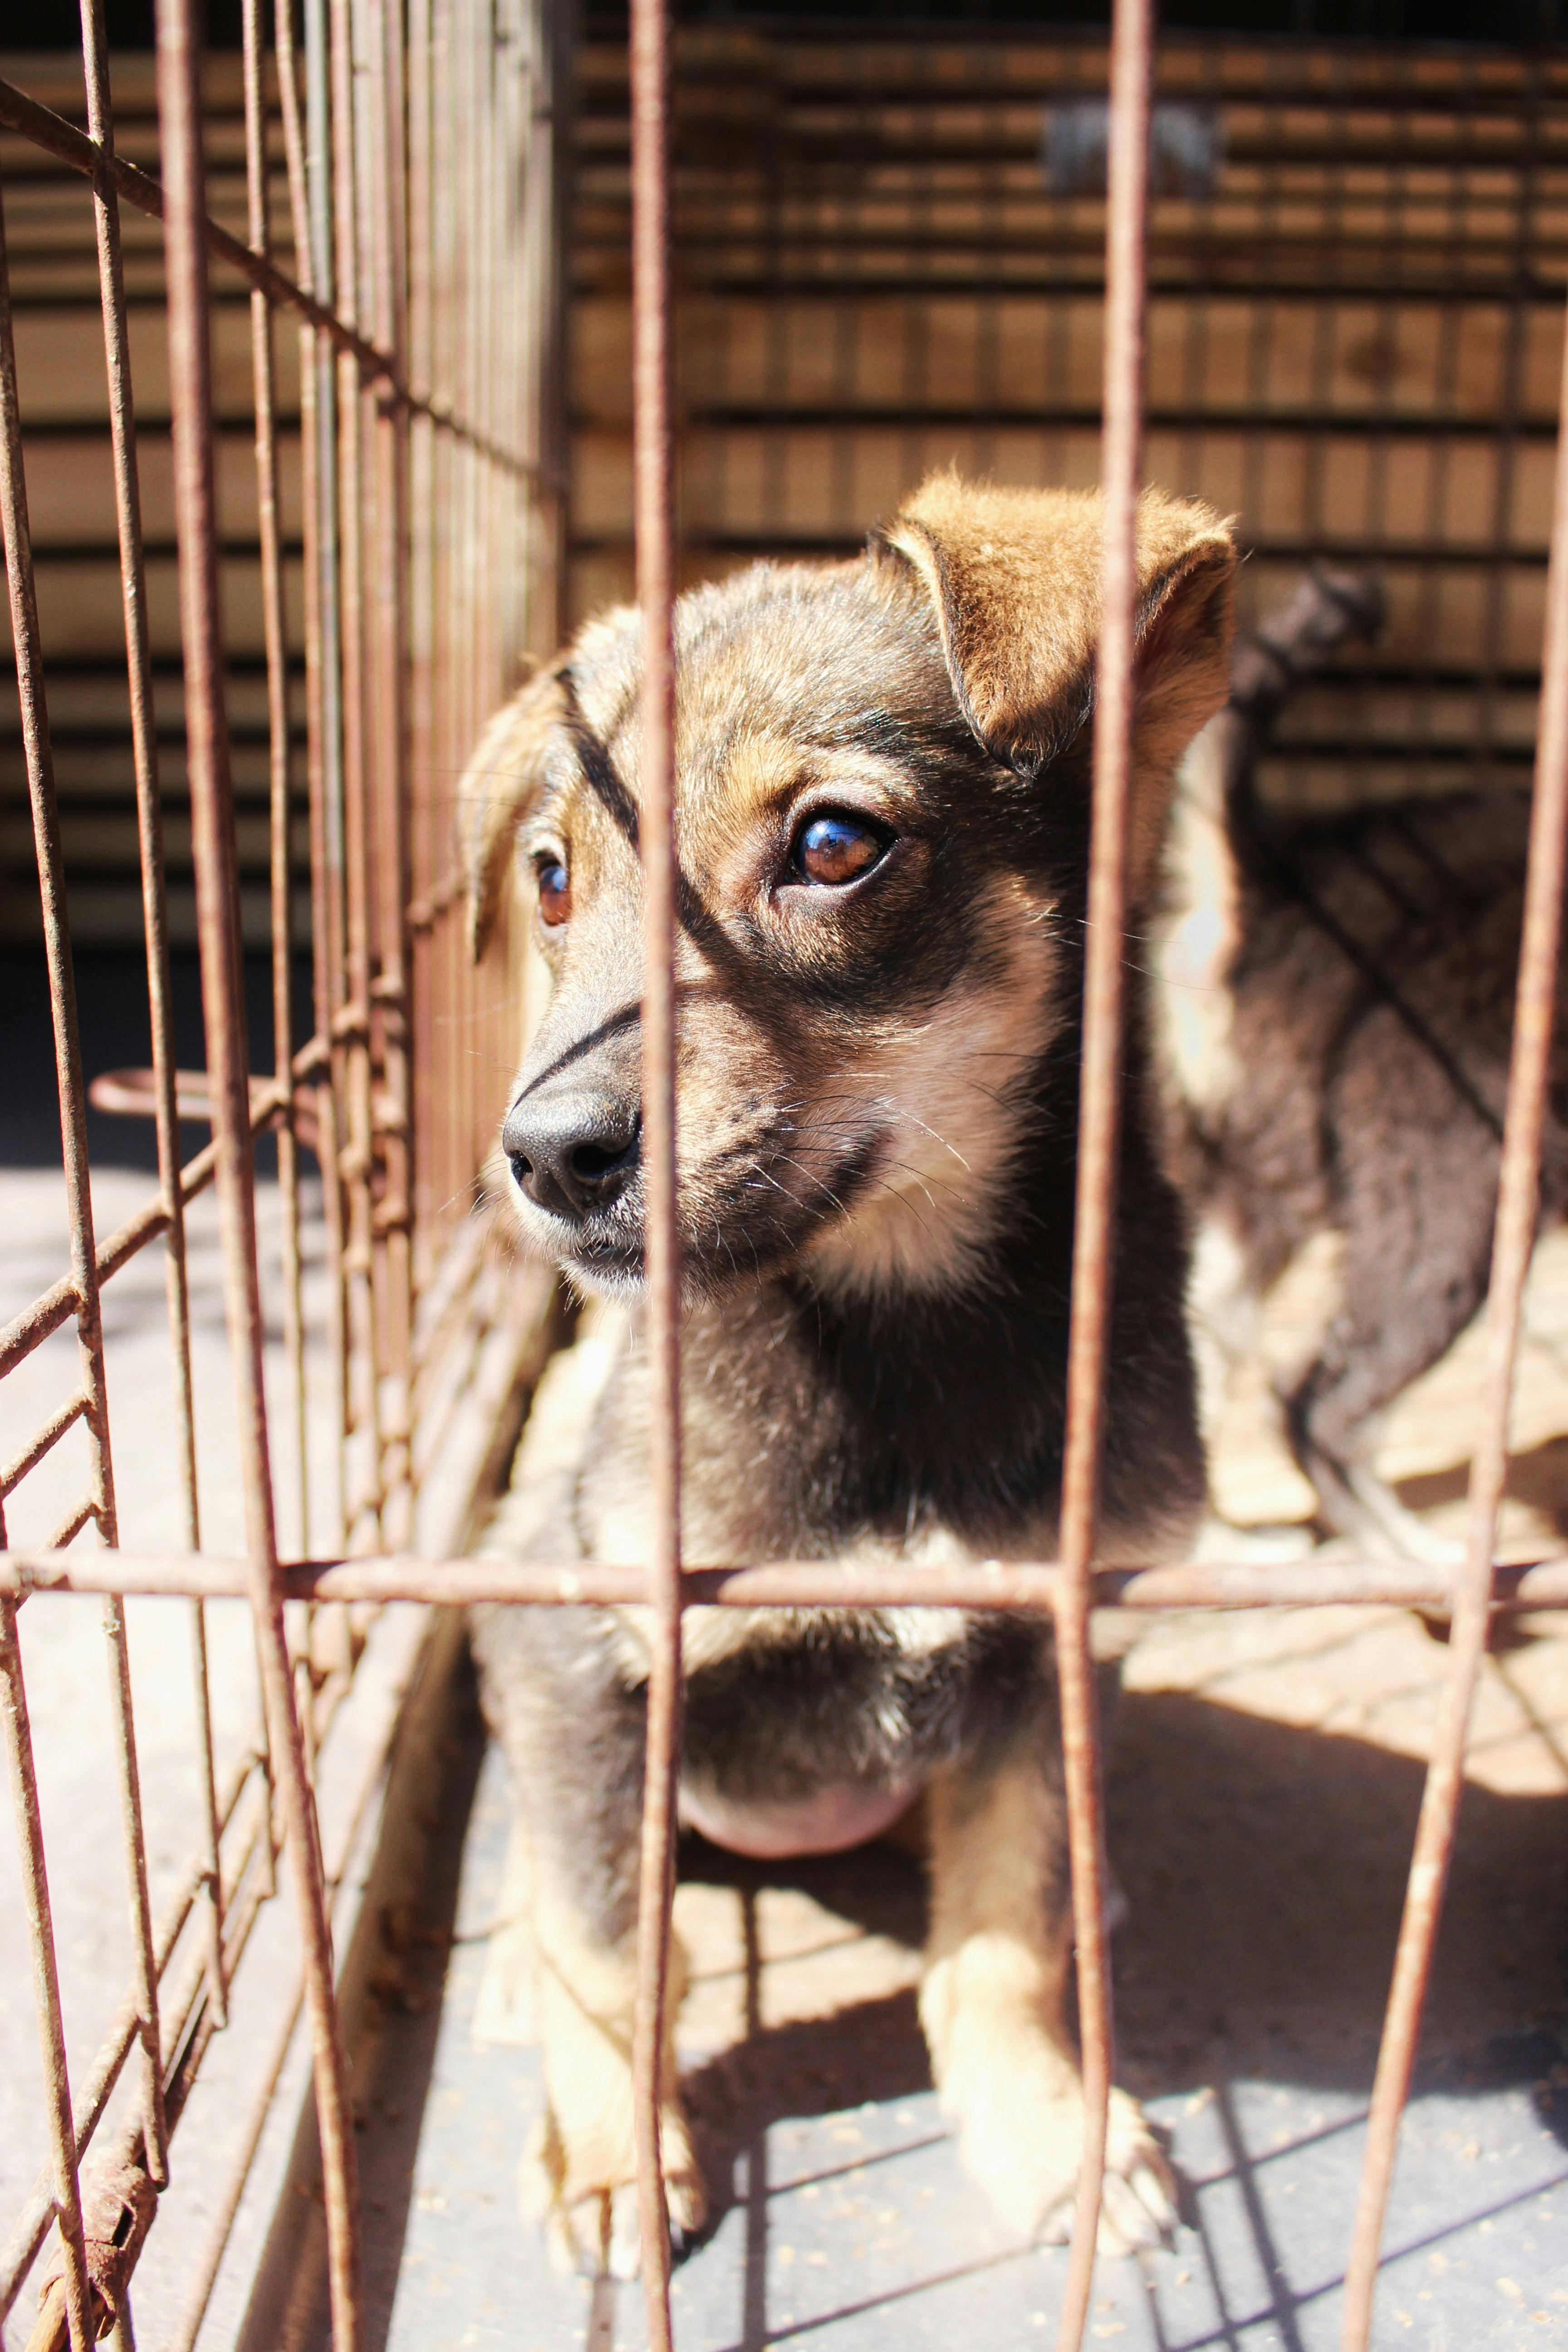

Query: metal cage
left=1, top=4, right=1567, bottom=2349
left=0, top=0, right=560, bottom=2341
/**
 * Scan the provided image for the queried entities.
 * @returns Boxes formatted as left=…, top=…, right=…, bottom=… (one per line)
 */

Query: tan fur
left=521, top=1881, right=704, bottom=2278
left=466, top=479, right=1236, bottom=965
left=921, top=1749, right=1173, bottom=2250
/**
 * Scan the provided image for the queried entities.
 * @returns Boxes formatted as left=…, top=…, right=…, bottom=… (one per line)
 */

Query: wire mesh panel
left=0, top=6, right=1567, bottom=2352
left=0, top=1, right=559, bottom=2342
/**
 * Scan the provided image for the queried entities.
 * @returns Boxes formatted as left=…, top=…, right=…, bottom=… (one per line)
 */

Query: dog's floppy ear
left=883, top=475, right=1235, bottom=895
left=460, top=661, right=568, bottom=961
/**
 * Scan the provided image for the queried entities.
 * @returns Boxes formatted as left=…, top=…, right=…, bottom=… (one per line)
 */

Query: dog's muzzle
left=502, top=1085, right=641, bottom=1223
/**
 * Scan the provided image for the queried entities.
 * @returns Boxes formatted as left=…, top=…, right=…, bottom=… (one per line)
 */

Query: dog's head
left=464, top=477, right=1234, bottom=1302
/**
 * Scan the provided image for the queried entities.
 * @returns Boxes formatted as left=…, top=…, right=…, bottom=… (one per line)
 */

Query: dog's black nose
left=502, top=1090, right=641, bottom=1221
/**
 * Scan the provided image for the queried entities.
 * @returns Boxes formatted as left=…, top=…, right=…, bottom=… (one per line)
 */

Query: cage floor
left=344, top=1581, right=1568, bottom=2352
left=5, top=1186, right=1568, bottom=2351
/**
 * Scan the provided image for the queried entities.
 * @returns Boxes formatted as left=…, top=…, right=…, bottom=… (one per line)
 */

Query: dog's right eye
left=792, top=811, right=890, bottom=888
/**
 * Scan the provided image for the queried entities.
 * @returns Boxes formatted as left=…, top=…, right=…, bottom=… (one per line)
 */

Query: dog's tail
left=1230, top=566, right=1383, bottom=740
left=1217, top=566, right=1383, bottom=865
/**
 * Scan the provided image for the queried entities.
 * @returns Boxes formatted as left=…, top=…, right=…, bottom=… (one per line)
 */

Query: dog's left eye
left=534, top=855, right=570, bottom=927
left=792, top=811, right=890, bottom=888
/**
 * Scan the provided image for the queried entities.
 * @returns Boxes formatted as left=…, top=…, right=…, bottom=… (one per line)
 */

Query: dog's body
left=1153, top=572, right=1568, bottom=1562
left=462, top=479, right=1235, bottom=2273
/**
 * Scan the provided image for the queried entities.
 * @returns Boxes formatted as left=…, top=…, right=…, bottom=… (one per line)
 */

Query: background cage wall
left=571, top=29, right=1568, bottom=812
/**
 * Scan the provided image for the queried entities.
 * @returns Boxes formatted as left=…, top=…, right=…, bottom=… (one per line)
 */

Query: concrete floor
left=352, top=1625, right=1567, bottom=2352
left=0, top=1163, right=358, bottom=2350
left=344, top=1274, right=1568, bottom=2352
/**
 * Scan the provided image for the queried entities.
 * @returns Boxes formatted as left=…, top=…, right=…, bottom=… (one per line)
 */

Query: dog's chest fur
left=566, top=1067, right=1202, bottom=1818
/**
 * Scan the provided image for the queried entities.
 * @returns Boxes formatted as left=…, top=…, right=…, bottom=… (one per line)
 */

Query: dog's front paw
left=942, top=2030, right=1174, bottom=2255
left=1034, top=2086, right=1176, bottom=2255
left=521, top=2103, right=707, bottom=2279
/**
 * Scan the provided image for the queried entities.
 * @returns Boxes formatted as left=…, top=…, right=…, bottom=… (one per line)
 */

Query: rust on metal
left=1051, top=2, right=1154, bottom=2343
left=0, top=0, right=554, bottom=2335
left=243, top=0, right=313, bottom=1564
left=0, top=1597, right=93, bottom=2352
left=153, top=0, right=363, bottom=2341
left=5, top=1548, right=1568, bottom=1613
left=0, top=71, right=538, bottom=479
left=1338, top=177, right=1568, bottom=2352
left=628, top=0, right=684, bottom=2334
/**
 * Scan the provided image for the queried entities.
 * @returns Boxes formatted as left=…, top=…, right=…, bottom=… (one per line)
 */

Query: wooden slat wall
left=0, top=51, right=302, bottom=947
left=4, top=29, right=1566, bottom=954
left=571, top=29, right=1568, bottom=811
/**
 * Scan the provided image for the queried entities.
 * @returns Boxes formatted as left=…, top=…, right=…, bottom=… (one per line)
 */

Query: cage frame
left=0, top=1, right=1566, bottom=2348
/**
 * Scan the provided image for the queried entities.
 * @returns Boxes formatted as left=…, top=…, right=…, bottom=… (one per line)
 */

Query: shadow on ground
left=325, top=1655, right=1568, bottom=2352
left=672, top=1686, right=1568, bottom=2254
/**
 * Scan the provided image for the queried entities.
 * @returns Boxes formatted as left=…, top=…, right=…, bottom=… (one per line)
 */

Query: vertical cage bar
left=429, top=0, right=458, bottom=1238
left=74, top=0, right=183, bottom=2177
left=368, top=0, right=416, bottom=1543
left=629, top=0, right=682, bottom=2336
left=456, top=0, right=482, bottom=1182
left=0, top=1594, right=92, bottom=2352
left=243, top=0, right=312, bottom=1563
left=1053, top=3, right=1151, bottom=2347
left=305, top=0, right=356, bottom=1557
left=0, top=126, right=165, bottom=2323
left=1338, top=238, right=1568, bottom=2352
left=279, top=0, right=342, bottom=1814
left=152, top=5, right=363, bottom=2344
left=330, top=0, right=385, bottom=1554
left=405, top=0, right=437, bottom=1259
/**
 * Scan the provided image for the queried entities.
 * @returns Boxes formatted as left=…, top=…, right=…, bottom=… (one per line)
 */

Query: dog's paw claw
left=953, top=2069, right=1175, bottom=2257
left=1094, top=2092, right=1176, bottom=2254
left=519, top=2106, right=706, bottom=2278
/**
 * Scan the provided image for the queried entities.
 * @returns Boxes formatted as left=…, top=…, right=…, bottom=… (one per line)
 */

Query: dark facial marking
left=562, top=671, right=641, bottom=848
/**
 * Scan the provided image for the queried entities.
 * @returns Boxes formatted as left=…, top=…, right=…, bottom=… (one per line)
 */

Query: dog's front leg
left=470, top=1604, right=706, bottom=2277
left=920, top=1737, right=1174, bottom=2254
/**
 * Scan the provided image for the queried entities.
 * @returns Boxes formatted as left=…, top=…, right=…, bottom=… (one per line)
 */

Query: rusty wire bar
left=369, top=0, right=417, bottom=1553
left=153, top=3, right=363, bottom=2345
left=0, top=2, right=549, bottom=2334
left=295, top=0, right=357, bottom=1564
left=330, top=0, right=385, bottom=1562
left=0, top=71, right=538, bottom=481
left=6, top=1547, right=1568, bottom=1613
left=628, top=0, right=683, bottom=2333
left=0, top=1595, right=92, bottom=2352
left=1337, top=200, right=1568, bottom=2352
left=242, top=0, right=312, bottom=1564
left=80, top=0, right=230, bottom=2038
left=0, top=146, right=140, bottom=2352
left=1051, top=2, right=1153, bottom=2344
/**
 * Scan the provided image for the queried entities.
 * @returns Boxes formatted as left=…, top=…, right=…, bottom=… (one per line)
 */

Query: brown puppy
left=1153, top=570, right=1568, bottom=1563
left=461, top=477, right=1235, bottom=2275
